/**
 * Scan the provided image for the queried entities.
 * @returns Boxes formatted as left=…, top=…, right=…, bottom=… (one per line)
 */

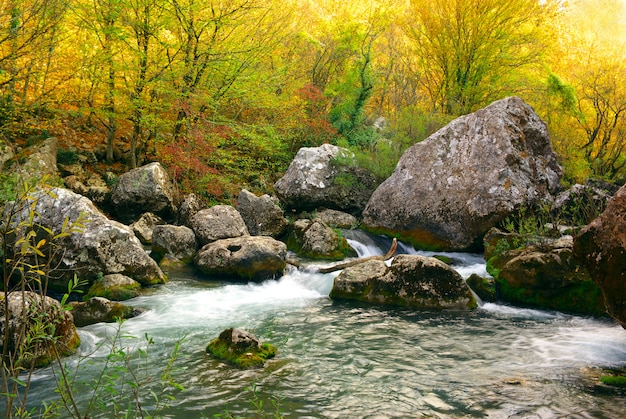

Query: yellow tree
left=547, top=0, right=626, bottom=181
left=404, top=0, right=554, bottom=115
left=0, top=0, right=67, bottom=120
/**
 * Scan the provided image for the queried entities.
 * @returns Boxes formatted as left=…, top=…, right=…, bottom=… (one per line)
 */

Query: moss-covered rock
left=287, top=219, right=356, bottom=260
left=206, top=328, right=277, bottom=368
left=330, top=255, right=477, bottom=309
left=70, top=297, right=141, bottom=327
left=485, top=234, right=606, bottom=316
left=84, top=274, right=141, bottom=301
left=466, top=274, right=496, bottom=302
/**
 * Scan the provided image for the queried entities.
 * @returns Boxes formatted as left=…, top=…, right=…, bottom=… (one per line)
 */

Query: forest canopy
left=1, top=0, right=625, bottom=200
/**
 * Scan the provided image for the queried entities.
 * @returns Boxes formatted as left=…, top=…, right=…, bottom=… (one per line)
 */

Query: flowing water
left=12, top=233, right=626, bottom=418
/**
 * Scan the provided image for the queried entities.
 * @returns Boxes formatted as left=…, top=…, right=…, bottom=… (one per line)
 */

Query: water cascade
left=13, top=233, right=626, bottom=417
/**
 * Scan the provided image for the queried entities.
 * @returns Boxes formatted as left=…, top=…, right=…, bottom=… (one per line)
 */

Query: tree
left=545, top=0, right=626, bottom=182
left=404, top=0, right=552, bottom=115
left=122, top=0, right=170, bottom=168
left=0, top=0, right=67, bottom=119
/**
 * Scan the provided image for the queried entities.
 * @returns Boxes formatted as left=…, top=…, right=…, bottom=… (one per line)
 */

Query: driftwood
left=316, top=238, right=397, bottom=274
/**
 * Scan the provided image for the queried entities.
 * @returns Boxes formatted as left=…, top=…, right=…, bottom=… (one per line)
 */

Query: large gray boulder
left=0, top=291, right=80, bottom=368
left=237, top=189, right=288, bottom=237
left=20, top=137, right=59, bottom=182
left=273, top=144, right=378, bottom=215
left=330, top=255, right=476, bottom=309
left=189, top=205, right=249, bottom=246
left=151, top=224, right=198, bottom=265
left=363, top=97, right=562, bottom=251
left=574, top=184, right=626, bottom=327
left=195, top=236, right=287, bottom=281
left=3, top=187, right=166, bottom=290
left=110, top=162, right=180, bottom=224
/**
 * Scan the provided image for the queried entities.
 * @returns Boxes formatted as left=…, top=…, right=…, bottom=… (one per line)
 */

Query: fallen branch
left=316, top=238, right=397, bottom=274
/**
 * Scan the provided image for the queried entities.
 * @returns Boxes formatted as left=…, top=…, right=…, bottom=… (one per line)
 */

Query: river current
left=16, top=233, right=626, bottom=418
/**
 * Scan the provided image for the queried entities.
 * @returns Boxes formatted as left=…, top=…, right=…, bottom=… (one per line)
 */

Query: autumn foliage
left=0, top=0, right=624, bottom=198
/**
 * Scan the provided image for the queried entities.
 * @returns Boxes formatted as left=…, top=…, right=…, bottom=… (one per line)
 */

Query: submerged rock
left=0, top=291, right=80, bottom=368
left=206, top=328, right=277, bottom=368
left=362, top=97, right=562, bottom=251
left=274, top=144, right=378, bottom=215
left=195, top=236, right=287, bottom=280
left=574, top=184, right=626, bottom=327
left=330, top=255, right=476, bottom=309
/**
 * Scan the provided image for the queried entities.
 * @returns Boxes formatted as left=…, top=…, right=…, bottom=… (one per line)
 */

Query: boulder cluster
left=2, top=95, right=625, bottom=370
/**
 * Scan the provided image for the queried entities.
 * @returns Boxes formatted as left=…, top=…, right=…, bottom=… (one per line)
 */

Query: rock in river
left=574, top=183, right=626, bottom=327
left=330, top=255, right=476, bottom=309
left=362, top=96, right=562, bottom=251
left=206, top=328, right=277, bottom=368
left=195, top=236, right=287, bottom=281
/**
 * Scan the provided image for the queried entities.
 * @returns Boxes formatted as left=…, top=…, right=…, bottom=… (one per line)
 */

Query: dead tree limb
left=316, top=238, right=397, bottom=274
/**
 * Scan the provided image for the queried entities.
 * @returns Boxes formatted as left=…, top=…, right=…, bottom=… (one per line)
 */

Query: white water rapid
left=9, top=231, right=626, bottom=418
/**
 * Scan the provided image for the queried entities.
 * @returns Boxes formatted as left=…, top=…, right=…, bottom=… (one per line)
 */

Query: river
left=17, top=232, right=626, bottom=418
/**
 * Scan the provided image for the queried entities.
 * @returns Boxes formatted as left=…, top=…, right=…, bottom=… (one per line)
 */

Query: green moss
left=206, top=339, right=277, bottom=369
left=433, top=255, right=453, bottom=265
left=600, top=375, right=626, bottom=387
left=495, top=276, right=606, bottom=317
left=85, top=284, right=140, bottom=301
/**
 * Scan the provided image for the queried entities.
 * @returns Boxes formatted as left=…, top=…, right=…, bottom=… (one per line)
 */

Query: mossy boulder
left=70, top=297, right=141, bottom=327
left=206, top=328, right=277, bottom=368
left=0, top=291, right=80, bottom=368
left=330, top=255, right=477, bottom=309
left=486, top=235, right=605, bottom=316
left=466, top=274, right=497, bottom=302
left=287, top=219, right=356, bottom=260
left=84, top=274, right=141, bottom=301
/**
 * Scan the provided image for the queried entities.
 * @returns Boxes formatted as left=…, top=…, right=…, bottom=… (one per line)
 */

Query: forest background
left=1, top=0, right=625, bottom=203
